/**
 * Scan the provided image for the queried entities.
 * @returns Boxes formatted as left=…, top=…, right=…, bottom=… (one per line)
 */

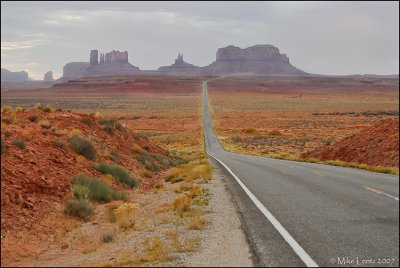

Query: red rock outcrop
left=302, top=118, right=399, bottom=167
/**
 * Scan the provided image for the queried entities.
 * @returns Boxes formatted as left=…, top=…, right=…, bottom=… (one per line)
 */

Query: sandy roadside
left=184, top=159, right=254, bottom=267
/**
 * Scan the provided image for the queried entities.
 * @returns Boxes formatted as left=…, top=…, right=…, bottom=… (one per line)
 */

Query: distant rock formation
left=158, top=53, right=201, bottom=75
left=83, top=49, right=140, bottom=76
left=62, top=62, right=90, bottom=79
left=43, top=71, right=53, bottom=81
left=90, top=50, right=99, bottom=66
left=202, top=45, right=307, bottom=76
left=1, top=68, right=29, bottom=82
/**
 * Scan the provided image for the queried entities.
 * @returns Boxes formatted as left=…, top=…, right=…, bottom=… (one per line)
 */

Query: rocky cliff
left=158, top=53, right=200, bottom=75
left=62, top=62, right=90, bottom=79
left=84, top=49, right=139, bottom=76
left=43, top=71, right=53, bottom=81
left=1, top=68, right=29, bottom=82
left=203, top=45, right=307, bottom=76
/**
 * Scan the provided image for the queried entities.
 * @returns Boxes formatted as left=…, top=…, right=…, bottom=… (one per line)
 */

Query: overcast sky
left=1, top=1, right=399, bottom=79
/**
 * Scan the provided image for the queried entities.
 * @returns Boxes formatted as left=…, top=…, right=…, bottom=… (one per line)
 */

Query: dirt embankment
left=302, top=118, right=399, bottom=167
left=1, top=108, right=169, bottom=240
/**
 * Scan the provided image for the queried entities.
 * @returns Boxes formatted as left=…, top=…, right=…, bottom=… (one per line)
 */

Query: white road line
left=208, top=153, right=319, bottom=267
left=362, top=186, right=399, bottom=201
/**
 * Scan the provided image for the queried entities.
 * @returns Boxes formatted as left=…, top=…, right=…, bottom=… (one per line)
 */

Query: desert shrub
left=173, top=194, right=192, bottom=212
left=93, top=163, right=139, bottom=188
left=72, top=174, right=125, bottom=202
left=13, top=138, right=26, bottom=149
left=69, top=128, right=82, bottom=137
left=114, top=203, right=139, bottom=230
left=110, top=149, right=120, bottom=162
left=115, top=122, right=126, bottom=131
left=101, top=231, right=116, bottom=243
left=143, top=145, right=150, bottom=151
left=242, top=127, right=256, bottom=134
left=1, top=140, right=5, bottom=154
left=269, top=129, right=282, bottom=136
left=40, top=120, right=51, bottom=129
left=71, top=184, right=90, bottom=199
left=1, top=106, right=13, bottom=114
left=27, top=114, right=39, bottom=122
left=54, top=139, right=66, bottom=149
left=64, top=198, right=94, bottom=221
left=1, top=118, right=13, bottom=125
left=131, top=144, right=144, bottom=154
left=98, top=117, right=118, bottom=125
left=4, top=130, right=12, bottom=138
left=104, top=125, right=115, bottom=135
left=188, top=217, right=206, bottom=230
left=42, top=106, right=52, bottom=113
left=68, top=135, right=96, bottom=160
left=80, top=117, right=94, bottom=126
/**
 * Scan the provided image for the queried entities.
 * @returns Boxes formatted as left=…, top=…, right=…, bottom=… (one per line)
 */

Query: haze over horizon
left=1, top=1, right=399, bottom=80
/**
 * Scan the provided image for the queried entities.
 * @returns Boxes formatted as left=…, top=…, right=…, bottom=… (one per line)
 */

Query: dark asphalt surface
left=202, top=81, right=399, bottom=267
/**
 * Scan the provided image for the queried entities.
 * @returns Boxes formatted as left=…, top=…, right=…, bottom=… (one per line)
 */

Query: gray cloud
left=1, top=1, right=398, bottom=79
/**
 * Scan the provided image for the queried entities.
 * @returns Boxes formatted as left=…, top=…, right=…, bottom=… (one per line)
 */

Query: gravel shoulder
left=184, top=158, right=254, bottom=267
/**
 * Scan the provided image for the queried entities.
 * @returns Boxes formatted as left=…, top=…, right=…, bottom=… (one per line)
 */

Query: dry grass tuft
left=114, top=203, right=139, bottom=230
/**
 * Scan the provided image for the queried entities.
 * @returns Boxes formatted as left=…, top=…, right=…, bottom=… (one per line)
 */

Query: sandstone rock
left=158, top=53, right=200, bottom=75
left=83, top=49, right=139, bottom=77
left=62, top=62, right=90, bottom=79
left=1, top=68, right=29, bottom=82
left=16, top=193, right=24, bottom=205
left=90, top=49, right=99, bottom=66
left=202, top=44, right=307, bottom=76
left=43, top=71, right=53, bottom=81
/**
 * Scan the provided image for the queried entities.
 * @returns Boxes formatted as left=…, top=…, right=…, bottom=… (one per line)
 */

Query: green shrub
left=72, top=174, right=125, bottom=202
left=13, top=138, right=26, bottom=149
left=27, top=114, right=39, bottom=122
left=80, top=117, right=94, bottom=126
left=104, top=124, right=115, bottom=135
left=1, top=118, right=13, bottom=124
left=93, top=163, right=139, bottom=188
left=68, top=135, right=96, bottom=160
left=54, top=139, right=66, bottom=149
left=64, top=198, right=94, bottom=221
left=4, top=130, right=11, bottom=138
left=115, top=122, right=126, bottom=131
left=98, top=117, right=118, bottom=125
left=71, top=184, right=90, bottom=199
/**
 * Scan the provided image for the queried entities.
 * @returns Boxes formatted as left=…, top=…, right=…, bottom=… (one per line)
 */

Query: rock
left=202, top=44, right=307, bottom=76
left=90, top=49, right=99, bottom=66
left=1, top=68, right=29, bottom=82
left=16, top=193, right=24, bottom=205
left=2, top=194, right=10, bottom=206
left=43, top=71, right=53, bottom=81
left=62, top=62, right=90, bottom=79
left=158, top=53, right=201, bottom=75
left=83, top=49, right=140, bottom=76
left=24, top=201, right=34, bottom=209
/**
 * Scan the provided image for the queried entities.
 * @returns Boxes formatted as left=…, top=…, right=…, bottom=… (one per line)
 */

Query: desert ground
left=207, top=76, right=399, bottom=171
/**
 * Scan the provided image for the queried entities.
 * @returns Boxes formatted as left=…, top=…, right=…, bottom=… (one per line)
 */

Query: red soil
left=1, top=109, right=169, bottom=239
left=302, top=118, right=399, bottom=167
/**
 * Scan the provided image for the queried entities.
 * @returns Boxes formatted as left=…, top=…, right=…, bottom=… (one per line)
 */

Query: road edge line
left=208, top=153, right=319, bottom=267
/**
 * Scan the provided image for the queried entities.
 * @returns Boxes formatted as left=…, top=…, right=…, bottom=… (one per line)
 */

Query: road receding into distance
left=202, top=81, right=399, bottom=267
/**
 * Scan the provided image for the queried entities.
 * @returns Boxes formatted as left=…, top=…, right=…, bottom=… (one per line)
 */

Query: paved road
left=202, top=81, right=399, bottom=267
